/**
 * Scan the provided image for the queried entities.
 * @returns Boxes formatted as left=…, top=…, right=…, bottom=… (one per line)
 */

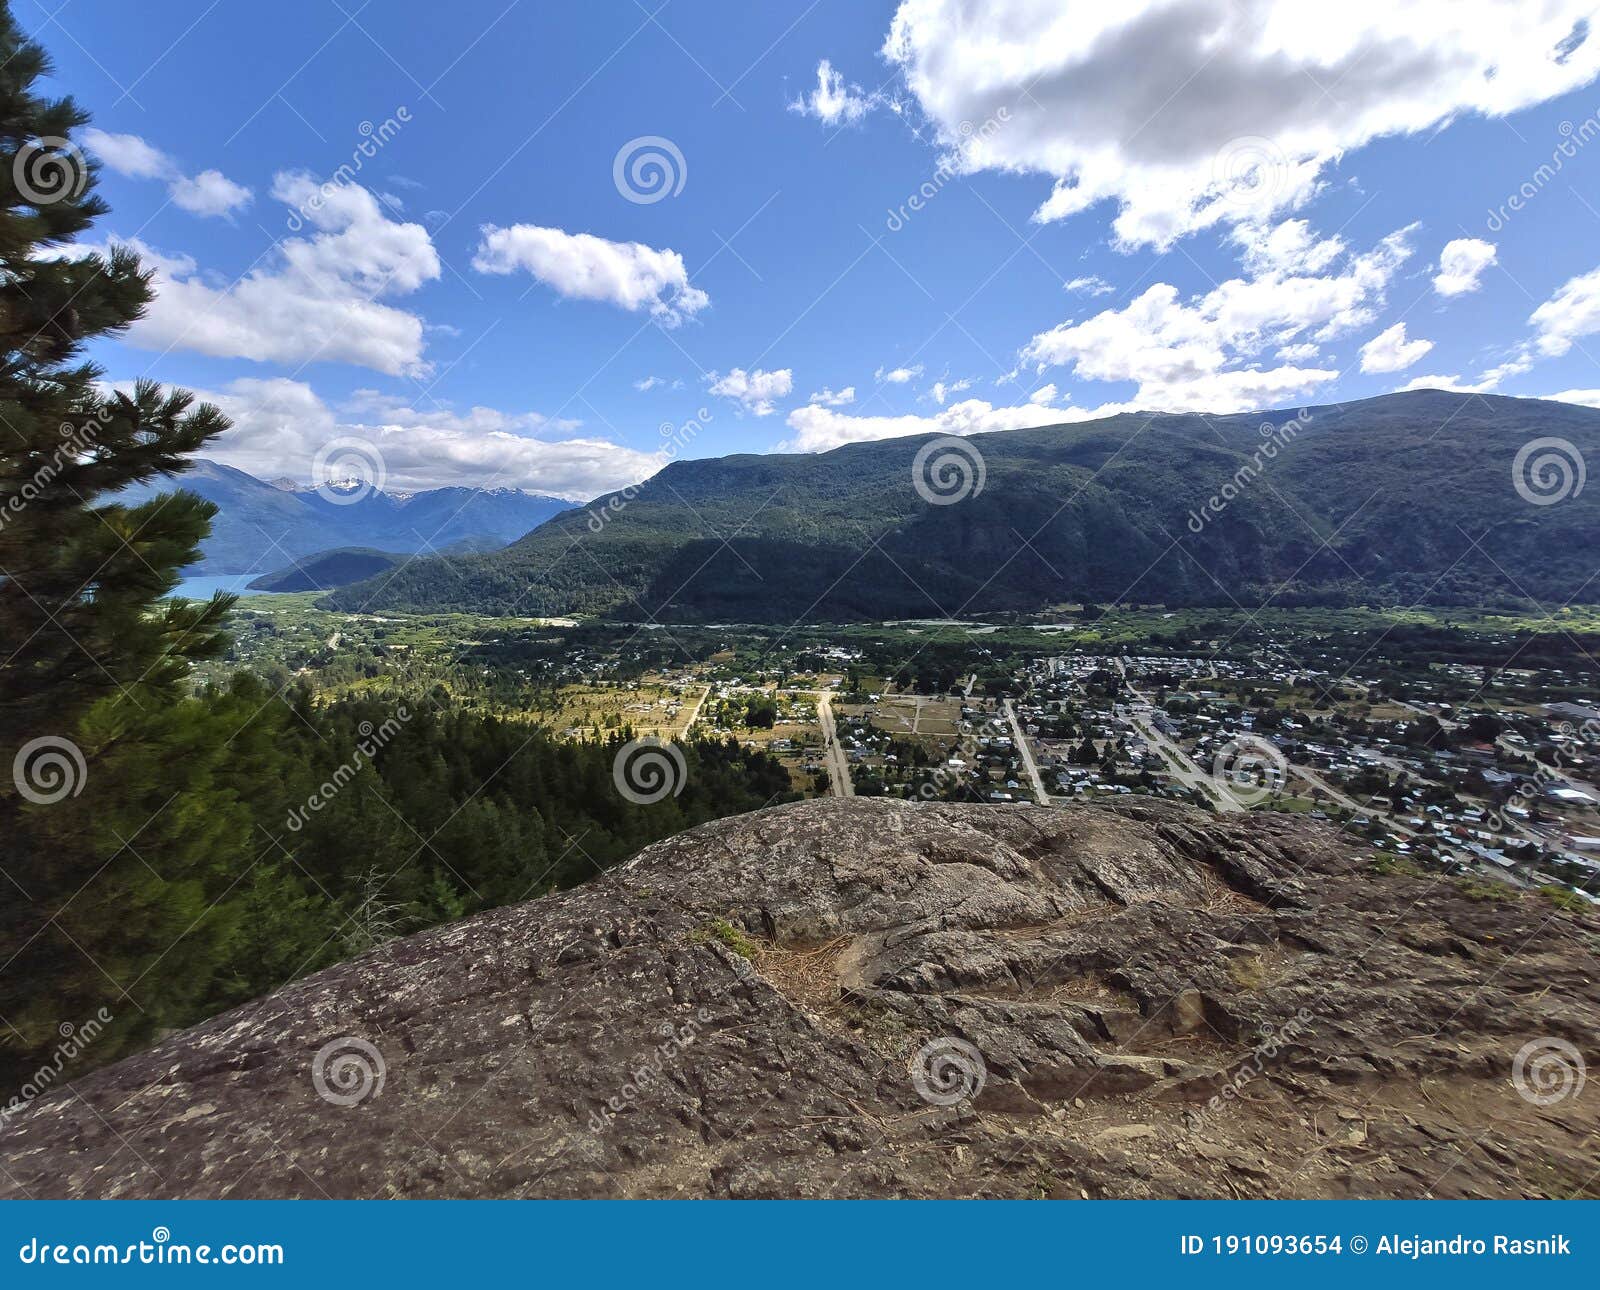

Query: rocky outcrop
left=2, top=798, right=1595, bottom=1199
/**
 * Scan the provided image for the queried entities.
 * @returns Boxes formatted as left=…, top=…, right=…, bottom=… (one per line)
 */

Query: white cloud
left=1233, top=219, right=1344, bottom=277
left=200, top=377, right=660, bottom=500
left=1276, top=341, right=1320, bottom=362
left=1027, top=383, right=1059, bottom=405
left=1359, top=322, right=1433, bottom=374
left=789, top=59, right=882, bottom=125
left=881, top=1, right=1600, bottom=249
left=783, top=396, right=1092, bottom=453
left=928, top=377, right=973, bottom=404
left=1021, top=221, right=1414, bottom=410
left=1435, top=238, right=1497, bottom=296
left=91, top=174, right=440, bottom=376
left=82, top=128, right=252, bottom=218
left=708, top=367, right=793, bottom=416
left=875, top=362, right=923, bottom=384
left=1065, top=275, right=1114, bottom=296
left=1547, top=388, right=1600, bottom=407
left=634, top=375, right=667, bottom=391
left=472, top=224, right=708, bottom=327
left=1531, top=263, right=1600, bottom=357
left=169, top=169, right=254, bottom=218
left=808, top=385, right=856, bottom=407
left=1396, top=373, right=1496, bottom=394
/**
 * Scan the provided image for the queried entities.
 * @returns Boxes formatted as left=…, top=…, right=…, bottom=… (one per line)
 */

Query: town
left=218, top=597, right=1600, bottom=910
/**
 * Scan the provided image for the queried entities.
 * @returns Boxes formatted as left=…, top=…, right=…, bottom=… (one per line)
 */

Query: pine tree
left=0, top=4, right=239, bottom=1075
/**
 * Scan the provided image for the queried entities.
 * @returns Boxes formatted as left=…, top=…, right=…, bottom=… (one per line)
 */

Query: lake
left=169, top=575, right=281, bottom=600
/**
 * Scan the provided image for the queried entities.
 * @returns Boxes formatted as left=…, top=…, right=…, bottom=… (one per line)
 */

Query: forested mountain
left=324, top=391, right=1600, bottom=620
left=117, top=459, right=572, bottom=574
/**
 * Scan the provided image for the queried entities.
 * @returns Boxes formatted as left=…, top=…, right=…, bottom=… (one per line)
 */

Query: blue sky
left=26, top=0, right=1600, bottom=498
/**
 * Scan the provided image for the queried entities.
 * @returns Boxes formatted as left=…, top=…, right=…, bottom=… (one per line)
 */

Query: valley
left=209, top=593, right=1600, bottom=910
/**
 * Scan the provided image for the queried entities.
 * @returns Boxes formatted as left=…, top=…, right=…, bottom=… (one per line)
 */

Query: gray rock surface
left=1, top=798, right=1595, bottom=1198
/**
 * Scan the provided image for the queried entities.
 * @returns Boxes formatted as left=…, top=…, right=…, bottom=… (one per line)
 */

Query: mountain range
left=320, top=390, right=1600, bottom=620
left=118, top=460, right=572, bottom=576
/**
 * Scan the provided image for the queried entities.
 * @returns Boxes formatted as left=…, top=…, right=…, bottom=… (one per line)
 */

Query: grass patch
left=1457, top=878, right=1514, bottom=904
left=1538, top=885, right=1590, bottom=913
left=688, top=918, right=757, bottom=958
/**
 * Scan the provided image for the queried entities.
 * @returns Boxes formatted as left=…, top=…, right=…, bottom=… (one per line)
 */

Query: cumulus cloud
left=1435, top=238, right=1497, bottom=296
left=808, top=385, right=856, bottom=406
left=1546, top=388, right=1600, bottom=407
left=1065, top=275, right=1114, bottom=296
left=1359, top=322, right=1433, bottom=374
left=1020, top=220, right=1414, bottom=409
left=789, top=59, right=883, bottom=125
left=87, top=174, right=440, bottom=376
left=880, top=0, right=1600, bottom=248
left=875, top=362, right=923, bottom=384
left=1396, top=373, right=1497, bottom=394
left=1530, top=263, right=1600, bottom=357
left=472, top=224, right=708, bottom=326
left=783, top=396, right=1091, bottom=453
left=707, top=367, right=793, bottom=416
left=198, top=378, right=661, bottom=500
left=927, top=377, right=973, bottom=404
left=81, top=128, right=252, bottom=218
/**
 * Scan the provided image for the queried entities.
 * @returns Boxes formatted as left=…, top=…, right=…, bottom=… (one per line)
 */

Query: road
left=1126, top=706, right=1244, bottom=813
left=676, top=684, right=711, bottom=735
left=816, top=691, right=853, bottom=798
left=1001, top=699, right=1050, bottom=805
left=1114, top=657, right=1242, bottom=812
